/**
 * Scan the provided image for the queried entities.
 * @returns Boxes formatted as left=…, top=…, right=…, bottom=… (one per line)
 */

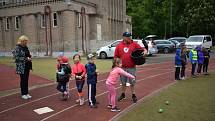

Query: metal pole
left=170, top=0, right=172, bottom=37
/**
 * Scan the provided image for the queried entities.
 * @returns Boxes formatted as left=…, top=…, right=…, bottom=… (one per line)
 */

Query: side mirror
left=203, top=40, right=207, bottom=43
left=108, top=45, right=111, bottom=48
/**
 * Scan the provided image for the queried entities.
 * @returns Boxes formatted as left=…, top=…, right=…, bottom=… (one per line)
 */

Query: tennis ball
left=158, top=108, right=164, bottom=113
left=165, top=101, right=170, bottom=105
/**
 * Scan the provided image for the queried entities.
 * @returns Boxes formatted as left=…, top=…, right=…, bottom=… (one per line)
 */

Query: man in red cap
left=114, top=32, right=147, bottom=103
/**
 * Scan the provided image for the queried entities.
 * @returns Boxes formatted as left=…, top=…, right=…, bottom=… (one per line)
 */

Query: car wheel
left=100, top=52, right=107, bottom=59
left=163, top=48, right=169, bottom=54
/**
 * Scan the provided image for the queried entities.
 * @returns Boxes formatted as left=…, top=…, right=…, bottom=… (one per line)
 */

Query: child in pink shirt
left=106, top=58, right=135, bottom=112
left=72, top=54, right=86, bottom=105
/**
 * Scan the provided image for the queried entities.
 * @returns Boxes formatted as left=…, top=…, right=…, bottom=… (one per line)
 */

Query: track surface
left=0, top=59, right=215, bottom=121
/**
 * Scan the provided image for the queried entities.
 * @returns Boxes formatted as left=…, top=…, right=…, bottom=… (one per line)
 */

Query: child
left=72, top=54, right=86, bottom=105
left=85, top=54, right=99, bottom=108
left=181, top=46, right=187, bottom=80
left=175, top=48, right=182, bottom=80
left=56, top=56, right=71, bottom=100
left=106, top=58, right=135, bottom=112
left=196, top=46, right=204, bottom=75
left=202, top=47, right=210, bottom=75
left=56, top=52, right=64, bottom=82
left=189, top=47, right=198, bottom=77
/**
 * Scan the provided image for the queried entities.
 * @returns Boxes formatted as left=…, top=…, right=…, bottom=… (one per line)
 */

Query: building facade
left=0, top=0, right=131, bottom=56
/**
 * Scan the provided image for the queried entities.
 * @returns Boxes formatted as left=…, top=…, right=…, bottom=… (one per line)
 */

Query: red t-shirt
left=114, top=39, right=142, bottom=68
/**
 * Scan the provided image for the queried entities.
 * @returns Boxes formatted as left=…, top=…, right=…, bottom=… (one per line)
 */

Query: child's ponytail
left=112, top=58, right=121, bottom=69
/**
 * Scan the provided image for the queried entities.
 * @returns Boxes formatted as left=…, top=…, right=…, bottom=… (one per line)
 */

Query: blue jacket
left=175, top=48, right=182, bottom=66
left=196, top=47, right=204, bottom=64
left=85, top=63, right=97, bottom=84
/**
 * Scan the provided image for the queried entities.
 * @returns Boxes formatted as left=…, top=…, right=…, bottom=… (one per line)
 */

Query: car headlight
left=97, top=48, right=100, bottom=51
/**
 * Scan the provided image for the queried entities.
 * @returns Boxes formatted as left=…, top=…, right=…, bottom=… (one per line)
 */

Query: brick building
left=0, top=0, right=131, bottom=56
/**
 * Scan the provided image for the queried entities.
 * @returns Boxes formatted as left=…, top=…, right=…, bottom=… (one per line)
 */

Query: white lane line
left=109, top=81, right=176, bottom=121
left=0, top=66, right=169, bottom=114
left=40, top=71, right=173, bottom=121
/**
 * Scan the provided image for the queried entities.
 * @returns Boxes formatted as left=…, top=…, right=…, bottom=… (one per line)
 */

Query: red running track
left=0, top=60, right=215, bottom=121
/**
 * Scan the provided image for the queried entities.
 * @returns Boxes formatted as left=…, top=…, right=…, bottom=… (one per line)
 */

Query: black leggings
left=175, top=67, right=180, bottom=80
left=181, top=63, right=186, bottom=78
left=20, top=69, right=30, bottom=95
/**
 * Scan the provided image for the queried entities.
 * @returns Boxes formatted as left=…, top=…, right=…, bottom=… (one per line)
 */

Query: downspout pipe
left=44, top=5, right=53, bottom=56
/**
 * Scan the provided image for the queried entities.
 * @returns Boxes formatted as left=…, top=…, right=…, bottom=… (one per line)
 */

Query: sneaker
left=90, top=105, right=98, bottom=108
left=21, top=95, right=29, bottom=100
left=76, top=99, right=80, bottom=103
left=111, top=107, right=121, bottom=112
left=132, top=94, right=137, bottom=103
left=117, top=93, right=126, bottom=102
left=126, top=82, right=131, bottom=87
left=26, top=94, right=32, bottom=99
left=62, top=92, right=69, bottom=101
left=107, top=105, right=112, bottom=109
left=80, top=98, right=84, bottom=105
left=181, top=77, right=185, bottom=80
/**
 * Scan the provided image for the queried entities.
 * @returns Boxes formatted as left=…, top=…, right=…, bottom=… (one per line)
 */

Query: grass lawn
left=0, top=57, right=112, bottom=81
left=119, top=72, right=215, bottom=121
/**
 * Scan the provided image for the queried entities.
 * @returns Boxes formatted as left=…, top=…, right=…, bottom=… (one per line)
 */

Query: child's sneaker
left=80, top=98, right=84, bottom=105
left=76, top=99, right=80, bottom=103
left=111, top=107, right=121, bottom=112
left=107, top=105, right=112, bottom=109
left=21, top=95, right=29, bottom=100
left=63, top=92, right=69, bottom=101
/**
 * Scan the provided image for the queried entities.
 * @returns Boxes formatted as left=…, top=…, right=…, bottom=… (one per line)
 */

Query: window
left=5, top=17, right=9, bottom=30
left=53, top=12, right=58, bottom=27
left=76, top=13, right=81, bottom=28
left=206, top=37, right=212, bottom=42
left=111, top=41, right=120, bottom=47
left=16, top=0, right=22, bottom=3
left=0, top=0, right=7, bottom=6
left=41, top=14, right=45, bottom=28
left=15, top=16, right=20, bottom=30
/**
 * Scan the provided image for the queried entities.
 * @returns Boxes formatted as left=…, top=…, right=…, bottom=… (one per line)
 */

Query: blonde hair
left=17, top=35, right=29, bottom=44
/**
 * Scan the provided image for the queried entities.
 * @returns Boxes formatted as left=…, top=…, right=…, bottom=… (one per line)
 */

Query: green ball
left=165, top=101, right=170, bottom=105
left=158, top=108, right=164, bottom=113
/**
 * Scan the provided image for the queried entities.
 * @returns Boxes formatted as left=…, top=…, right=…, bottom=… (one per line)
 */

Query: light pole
left=170, top=0, right=172, bottom=37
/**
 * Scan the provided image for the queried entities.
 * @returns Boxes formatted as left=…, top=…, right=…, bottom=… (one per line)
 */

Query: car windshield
left=187, top=37, right=203, bottom=42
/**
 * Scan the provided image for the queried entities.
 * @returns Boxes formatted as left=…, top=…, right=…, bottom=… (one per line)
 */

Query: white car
left=96, top=39, right=158, bottom=59
left=185, top=35, right=212, bottom=50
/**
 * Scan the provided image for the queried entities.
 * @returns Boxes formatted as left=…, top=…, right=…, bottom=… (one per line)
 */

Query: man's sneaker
left=26, top=94, right=32, bottom=99
left=117, top=93, right=126, bottom=102
left=111, top=107, right=121, bottom=112
left=132, top=94, right=137, bottom=103
left=21, top=95, right=29, bottom=100
left=107, top=105, right=112, bottom=109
